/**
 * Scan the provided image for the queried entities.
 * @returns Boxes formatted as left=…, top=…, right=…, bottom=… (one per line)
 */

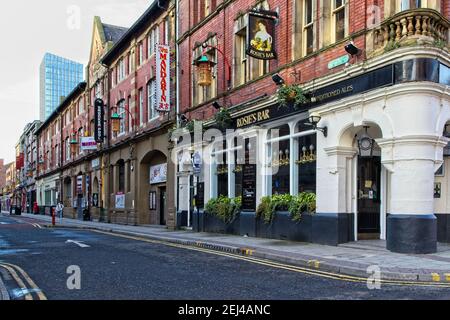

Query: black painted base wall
left=387, top=214, right=437, bottom=254
left=311, top=213, right=354, bottom=246
left=436, top=214, right=450, bottom=243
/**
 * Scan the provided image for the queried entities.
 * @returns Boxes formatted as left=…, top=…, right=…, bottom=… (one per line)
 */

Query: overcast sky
left=0, top=0, right=152, bottom=163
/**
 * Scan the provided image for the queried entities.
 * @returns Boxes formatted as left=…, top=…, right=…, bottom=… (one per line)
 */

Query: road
left=1, top=214, right=450, bottom=300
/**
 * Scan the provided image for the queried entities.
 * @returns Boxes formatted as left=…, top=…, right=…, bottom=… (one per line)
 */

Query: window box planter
left=256, top=211, right=313, bottom=242
left=204, top=211, right=240, bottom=235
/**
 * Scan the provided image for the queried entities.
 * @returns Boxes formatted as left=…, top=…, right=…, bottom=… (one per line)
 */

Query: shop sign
left=92, top=193, right=99, bottom=207
left=150, top=163, right=167, bottom=185
left=246, top=11, right=277, bottom=60
left=94, top=99, right=105, bottom=143
left=115, top=193, right=125, bottom=209
left=80, top=137, right=98, bottom=151
left=92, top=158, right=100, bottom=169
left=155, top=44, right=171, bottom=113
left=76, top=176, right=83, bottom=194
left=328, top=55, right=350, bottom=69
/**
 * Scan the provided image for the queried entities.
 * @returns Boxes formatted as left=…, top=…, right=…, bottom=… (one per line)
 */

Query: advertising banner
left=155, top=44, right=171, bottom=113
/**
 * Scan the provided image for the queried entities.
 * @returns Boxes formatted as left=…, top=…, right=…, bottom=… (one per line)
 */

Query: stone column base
left=387, top=214, right=437, bottom=254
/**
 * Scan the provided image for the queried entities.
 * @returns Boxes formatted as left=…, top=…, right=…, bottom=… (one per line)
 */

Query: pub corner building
left=175, top=1, right=450, bottom=254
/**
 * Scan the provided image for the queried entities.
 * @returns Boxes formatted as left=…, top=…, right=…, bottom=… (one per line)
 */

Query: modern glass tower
left=39, top=53, right=83, bottom=121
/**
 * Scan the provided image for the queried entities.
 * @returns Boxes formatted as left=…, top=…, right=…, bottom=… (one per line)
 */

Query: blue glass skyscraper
left=39, top=53, right=83, bottom=121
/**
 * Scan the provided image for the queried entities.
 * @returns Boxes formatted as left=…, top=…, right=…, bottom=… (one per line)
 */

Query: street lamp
left=70, top=133, right=78, bottom=155
left=110, top=104, right=136, bottom=135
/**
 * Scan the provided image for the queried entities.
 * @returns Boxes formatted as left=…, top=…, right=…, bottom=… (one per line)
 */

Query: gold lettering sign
left=315, top=85, right=354, bottom=102
left=237, top=109, right=271, bottom=128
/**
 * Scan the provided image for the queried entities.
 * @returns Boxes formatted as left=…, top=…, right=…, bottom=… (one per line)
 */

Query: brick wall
left=178, top=0, right=371, bottom=118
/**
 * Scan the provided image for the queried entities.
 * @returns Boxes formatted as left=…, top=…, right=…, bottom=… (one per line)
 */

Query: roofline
left=36, top=82, right=87, bottom=135
left=100, top=0, right=167, bottom=66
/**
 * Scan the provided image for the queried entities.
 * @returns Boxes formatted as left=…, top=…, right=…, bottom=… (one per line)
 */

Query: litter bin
left=83, top=208, right=91, bottom=221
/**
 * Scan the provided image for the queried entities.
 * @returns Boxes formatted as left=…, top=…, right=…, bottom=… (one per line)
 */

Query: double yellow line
left=0, top=263, right=47, bottom=300
left=92, top=230, right=450, bottom=288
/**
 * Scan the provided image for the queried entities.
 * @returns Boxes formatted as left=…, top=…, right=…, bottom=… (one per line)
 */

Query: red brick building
left=176, top=0, right=450, bottom=253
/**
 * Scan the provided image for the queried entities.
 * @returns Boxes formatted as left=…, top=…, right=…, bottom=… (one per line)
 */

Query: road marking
left=0, top=222, right=9, bottom=225
left=0, top=264, right=33, bottom=300
left=66, top=240, right=90, bottom=248
left=91, top=229, right=450, bottom=288
left=2, top=263, right=47, bottom=301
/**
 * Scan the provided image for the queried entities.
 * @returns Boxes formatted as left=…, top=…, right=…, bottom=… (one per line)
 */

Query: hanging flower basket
left=277, top=84, right=308, bottom=108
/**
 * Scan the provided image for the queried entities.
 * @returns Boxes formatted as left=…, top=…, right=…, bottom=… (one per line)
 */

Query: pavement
left=5, top=212, right=450, bottom=284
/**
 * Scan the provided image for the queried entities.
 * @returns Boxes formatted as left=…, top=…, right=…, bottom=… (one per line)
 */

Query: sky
left=0, top=0, right=153, bottom=163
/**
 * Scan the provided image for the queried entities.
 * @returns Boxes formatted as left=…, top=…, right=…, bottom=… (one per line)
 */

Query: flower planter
left=204, top=212, right=240, bottom=235
left=256, top=211, right=313, bottom=242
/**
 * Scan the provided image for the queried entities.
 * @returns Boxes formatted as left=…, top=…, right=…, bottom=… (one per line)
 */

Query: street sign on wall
left=155, top=45, right=171, bottom=113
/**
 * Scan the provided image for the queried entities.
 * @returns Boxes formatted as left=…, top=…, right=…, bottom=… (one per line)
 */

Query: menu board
left=242, top=164, right=257, bottom=211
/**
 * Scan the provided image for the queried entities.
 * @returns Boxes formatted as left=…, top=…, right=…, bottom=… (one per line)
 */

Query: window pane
left=306, top=25, right=314, bottom=54
left=298, top=134, right=317, bottom=193
left=335, top=9, right=345, bottom=41
left=305, top=0, right=313, bottom=24
left=272, top=139, right=290, bottom=195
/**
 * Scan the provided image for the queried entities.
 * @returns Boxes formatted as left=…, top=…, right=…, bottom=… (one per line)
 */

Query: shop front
left=187, top=55, right=450, bottom=254
left=36, top=173, right=60, bottom=215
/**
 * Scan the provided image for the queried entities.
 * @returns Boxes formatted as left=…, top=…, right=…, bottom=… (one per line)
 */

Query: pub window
left=147, top=80, right=157, bottom=121
left=211, top=139, right=229, bottom=198
left=293, top=0, right=315, bottom=59
left=268, top=125, right=291, bottom=196
left=232, top=136, right=245, bottom=198
left=333, top=0, right=347, bottom=42
left=400, top=0, right=422, bottom=10
left=296, top=123, right=317, bottom=193
left=303, top=0, right=315, bottom=56
left=192, top=45, right=217, bottom=106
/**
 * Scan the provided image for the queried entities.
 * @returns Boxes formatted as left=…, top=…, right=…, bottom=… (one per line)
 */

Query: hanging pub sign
left=94, top=98, right=105, bottom=143
left=155, top=44, right=171, bottom=113
left=246, top=10, right=277, bottom=60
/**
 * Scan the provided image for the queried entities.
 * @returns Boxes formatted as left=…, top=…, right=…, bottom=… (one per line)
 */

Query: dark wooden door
left=357, top=157, right=381, bottom=235
left=159, top=187, right=167, bottom=226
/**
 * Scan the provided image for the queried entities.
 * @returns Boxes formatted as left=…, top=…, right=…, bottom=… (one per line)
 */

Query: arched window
left=118, top=160, right=125, bottom=193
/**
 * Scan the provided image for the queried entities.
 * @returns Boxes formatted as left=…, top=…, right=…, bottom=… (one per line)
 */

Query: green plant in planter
left=213, top=108, right=233, bottom=131
left=205, top=195, right=242, bottom=223
left=277, top=84, right=308, bottom=108
left=289, top=192, right=317, bottom=222
left=256, top=194, right=293, bottom=224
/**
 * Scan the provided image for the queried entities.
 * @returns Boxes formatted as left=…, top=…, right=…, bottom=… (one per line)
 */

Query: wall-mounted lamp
left=306, top=112, right=328, bottom=137
left=212, top=102, right=222, bottom=110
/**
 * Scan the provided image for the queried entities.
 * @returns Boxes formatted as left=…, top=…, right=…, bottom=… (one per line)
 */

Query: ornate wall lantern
left=358, top=126, right=374, bottom=157
left=70, top=133, right=79, bottom=155
left=111, top=112, right=122, bottom=134
left=194, top=55, right=216, bottom=87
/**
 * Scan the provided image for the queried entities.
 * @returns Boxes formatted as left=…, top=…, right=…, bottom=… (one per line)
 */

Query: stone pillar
left=166, top=141, right=177, bottom=230
left=314, top=144, right=357, bottom=245
left=380, top=137, right=447, bottom=254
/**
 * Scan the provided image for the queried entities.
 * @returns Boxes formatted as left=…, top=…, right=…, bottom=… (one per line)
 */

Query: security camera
left=272, top=74, right=285, bottom=86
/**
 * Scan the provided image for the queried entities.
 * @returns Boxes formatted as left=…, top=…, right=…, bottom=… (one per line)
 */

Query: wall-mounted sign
left=92, top=193, right=99, bottom=207
left=328, top=55, right=350, bottom=69
left=192, top=152, right=202, bottom=175
left=77, top=176, right=83, bottom=194
left=242, top=164, right=257, bottom=211
left=92, top=158, right=100, bottom=169
left=246, top=11, right=277, bottom=60
left=115, top=193, right=125, bottom=209
left=80, top=137, right=98, bottom=151
left=155, top=45, right=171, bottom=113
left=150, top=163, right=167, bottom=185
left=94, top=98, right=105, bottom=143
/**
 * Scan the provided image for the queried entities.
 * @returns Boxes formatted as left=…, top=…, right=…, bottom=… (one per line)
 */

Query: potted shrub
left=277, top=84, right=308, bottom=108
left=213, top=108, right=233, bottom=131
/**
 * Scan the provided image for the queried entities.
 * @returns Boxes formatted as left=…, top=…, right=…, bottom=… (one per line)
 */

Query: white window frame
left=147, top=80, right=157, bottom=121
left=332, top=0, right=347, bottom=43
left=302, top=0, right=315, bottom=57
left=139, top=88, right=144, bottom=126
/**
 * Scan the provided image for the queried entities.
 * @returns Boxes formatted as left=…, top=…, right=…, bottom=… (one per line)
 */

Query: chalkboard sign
left=196, top=182, right=205, bottom=209
left=242, top=164, right=257, bottom=211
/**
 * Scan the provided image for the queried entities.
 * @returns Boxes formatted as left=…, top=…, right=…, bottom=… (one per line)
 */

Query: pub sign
left=246, top=10, right=277, bottom=60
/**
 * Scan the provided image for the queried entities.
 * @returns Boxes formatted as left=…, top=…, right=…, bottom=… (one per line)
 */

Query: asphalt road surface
left=1, top=214, right=450, bottom=300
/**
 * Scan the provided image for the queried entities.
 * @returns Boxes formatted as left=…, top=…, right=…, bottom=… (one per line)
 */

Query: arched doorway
left=339, top=123, right=385, bottom=241
left=63, top=177, right=72, bottom=208
left=139, top=150, right=168, bottom=225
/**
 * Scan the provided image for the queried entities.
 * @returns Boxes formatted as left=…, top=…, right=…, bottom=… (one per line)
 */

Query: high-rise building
left=39, top=53, right=83, bottom=121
